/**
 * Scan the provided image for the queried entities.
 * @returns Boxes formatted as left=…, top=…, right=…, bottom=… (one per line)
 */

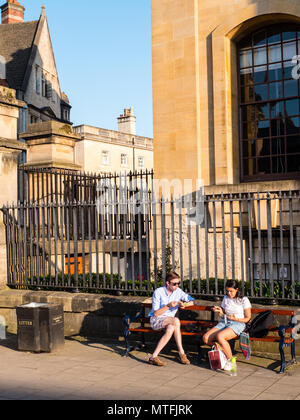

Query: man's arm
left=154, top=301, right=179, bottom=317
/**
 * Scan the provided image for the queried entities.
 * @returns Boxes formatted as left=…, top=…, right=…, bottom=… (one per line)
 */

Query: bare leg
left=216, top=328, right=238, bottom=360
left=203, top=327, right=221, bottom=347
left=151, top=317, right=186, bottom=359
left=152, top=324, right=175, bottom=358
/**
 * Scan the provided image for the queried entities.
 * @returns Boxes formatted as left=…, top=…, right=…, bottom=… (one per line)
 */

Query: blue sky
left=21, top=0, right=153, bottom=138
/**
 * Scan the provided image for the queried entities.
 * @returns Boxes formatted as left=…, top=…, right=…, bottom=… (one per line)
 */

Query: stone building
left=151, top=0, right=300, bottom=284
left=74, top=108, right=153, bottom=174
left=0, top=0, right=71, bottom=139
left=152, top=0, right=300, bottom=192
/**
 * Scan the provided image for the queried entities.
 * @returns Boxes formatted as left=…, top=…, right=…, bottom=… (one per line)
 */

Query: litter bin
left=16, top=303, right=65, bottom=353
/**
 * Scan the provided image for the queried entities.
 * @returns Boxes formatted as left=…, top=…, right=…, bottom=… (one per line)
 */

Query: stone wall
left=0, top=289, right=299, bottom=354
left=0, top=87, right=26, bottom=288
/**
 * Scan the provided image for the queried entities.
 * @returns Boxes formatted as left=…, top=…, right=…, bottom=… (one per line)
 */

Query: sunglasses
left=170, top=282, right=180, bottom=286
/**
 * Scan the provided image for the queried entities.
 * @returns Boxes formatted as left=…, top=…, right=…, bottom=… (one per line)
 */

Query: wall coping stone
left=0, top=290, right=299, bottom=318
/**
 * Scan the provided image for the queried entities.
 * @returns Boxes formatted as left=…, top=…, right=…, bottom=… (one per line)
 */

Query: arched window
left=238, top=24, right=300, bottom=181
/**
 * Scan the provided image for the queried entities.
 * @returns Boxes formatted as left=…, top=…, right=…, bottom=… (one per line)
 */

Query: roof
left=0, top=21, right=39, bottom=90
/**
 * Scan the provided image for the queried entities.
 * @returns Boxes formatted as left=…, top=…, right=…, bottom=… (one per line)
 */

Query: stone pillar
left=20, top=120, right=82, bottom=170
left=0, top=86, right=26, bottom=289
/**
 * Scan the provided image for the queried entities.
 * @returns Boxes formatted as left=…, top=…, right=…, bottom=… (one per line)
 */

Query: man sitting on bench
left=148, top=272, right=195, bottom=366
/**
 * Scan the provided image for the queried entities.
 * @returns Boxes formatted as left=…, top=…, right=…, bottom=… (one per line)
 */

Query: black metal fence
left=2, top=186, right=300, bottom=302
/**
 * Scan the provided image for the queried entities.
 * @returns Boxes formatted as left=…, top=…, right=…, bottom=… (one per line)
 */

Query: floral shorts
left=150, top=316, right=167, bottom=331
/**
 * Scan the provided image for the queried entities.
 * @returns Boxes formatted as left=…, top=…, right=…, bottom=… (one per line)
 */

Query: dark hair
left=225, top=280, right=244, bottom=301
left=166, top=272, right=180, bottom=283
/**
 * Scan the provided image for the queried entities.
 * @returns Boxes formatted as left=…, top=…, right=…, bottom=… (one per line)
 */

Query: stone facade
left=151, top=0, right=300, bottom=192
left=0, top=86, right=26, bottom=288
left=74, top=124, right=153, bottom=174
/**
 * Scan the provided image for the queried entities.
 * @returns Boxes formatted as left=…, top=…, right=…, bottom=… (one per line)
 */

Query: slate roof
left=0, top=21, right=38, bottom=90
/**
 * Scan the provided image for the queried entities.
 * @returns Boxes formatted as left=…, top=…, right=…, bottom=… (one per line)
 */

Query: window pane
left=257, top=103, right=270, bottom=119
left=282, top=31, right=296, bottom=42
left=240, top=68, right=253, bottom=85
left=242, top=121, right=256, bottom=139
left=254, top=84, right=268, bottom=101
left=256, top=138, right=270, bottom=156
left=257, top=157, right=271, bottom=173
left=242, top=105, right=255, bottom=121
left=240, top=50, right=252, bottom=68
left=271, top=137, right=285, bottom=155
left=254, top=65, right=267, bottom=83
left=269, top=81, right=283, bottom=99
left=287, top=154, right=300, bottom=171
left=268, top=30, right=281, bottom=45
left=243, top=158, right=257, bottom=176
left=286, top=136, right=300, bottom=154
left=272, top=155, right=286, bottom=173
left=268, top=44, right=282, bottom=62
left=271, top=118, right=285, bottom=136
left=253, top=30, right=266, bottom=47
left=268, top=63, right=282, bottom=82
left=284, top=79, right=298, bottom=97
left=241, top=85, right=254, bottom=103
left=285, top=99, right=299, bottom=116
left=254, top=47, right=267, bottom=65
left=286, top=116, right=300, bottom=134
left=257, top=120, right=270, bottom=138
left=243, top=140, right=256, bottom=158
left=270, top=100, right=284, bottom=118
left=283, top=61, right=295, bottom=79
left=283, top=41, right=297, bottom=61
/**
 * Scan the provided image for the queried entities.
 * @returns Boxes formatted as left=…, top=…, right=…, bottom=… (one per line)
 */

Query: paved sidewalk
left=0, top=334, right=299, bottom=401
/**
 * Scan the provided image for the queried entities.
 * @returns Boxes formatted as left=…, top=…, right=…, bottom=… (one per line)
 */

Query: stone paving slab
left=0, top=334, right=299, bottom=402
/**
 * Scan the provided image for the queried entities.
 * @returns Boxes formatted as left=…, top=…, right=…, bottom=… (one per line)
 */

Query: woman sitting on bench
left=203, top=280, right=252, bottom=371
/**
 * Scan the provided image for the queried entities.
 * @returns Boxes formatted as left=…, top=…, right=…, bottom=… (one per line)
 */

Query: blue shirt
left=149, top=286, right=195, bottom=318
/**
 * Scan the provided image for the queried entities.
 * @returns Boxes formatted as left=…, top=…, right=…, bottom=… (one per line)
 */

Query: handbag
left=239, top=332, right=251, bottom=360
left=208, top=345, right=227, bottom=370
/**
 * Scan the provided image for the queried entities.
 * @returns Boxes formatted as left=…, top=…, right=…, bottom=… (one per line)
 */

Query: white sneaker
left=223, top=360, right=232, bottom=371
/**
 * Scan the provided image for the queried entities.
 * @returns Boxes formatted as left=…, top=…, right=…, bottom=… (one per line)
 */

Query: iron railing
left=1, top=189, right=300, bottom=302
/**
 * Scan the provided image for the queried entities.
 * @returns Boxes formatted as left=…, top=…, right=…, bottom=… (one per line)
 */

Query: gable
left=22, top=12, right=61, bottom=94
left=23, top=13, right=62, bottom=119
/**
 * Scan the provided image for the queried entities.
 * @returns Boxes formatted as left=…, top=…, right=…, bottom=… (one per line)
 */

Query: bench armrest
left=278, top=322, right=295, bottom=342
left=123, top=308, right=145, bottom=330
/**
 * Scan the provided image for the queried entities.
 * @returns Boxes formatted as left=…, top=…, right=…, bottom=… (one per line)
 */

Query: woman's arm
left=212, top=306, right=225, bottom=316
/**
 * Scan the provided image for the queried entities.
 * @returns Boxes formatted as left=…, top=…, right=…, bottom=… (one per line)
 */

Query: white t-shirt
left=221, top=296, right=251, bottom=319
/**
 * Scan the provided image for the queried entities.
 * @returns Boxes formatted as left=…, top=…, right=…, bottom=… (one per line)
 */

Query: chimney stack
left=1, top=0, right=25, bottom=24
left=118, top=107, right=136, bottom=135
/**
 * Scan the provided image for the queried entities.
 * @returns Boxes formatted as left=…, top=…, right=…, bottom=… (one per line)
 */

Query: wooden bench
left=123, top=302, right=297, bottom=373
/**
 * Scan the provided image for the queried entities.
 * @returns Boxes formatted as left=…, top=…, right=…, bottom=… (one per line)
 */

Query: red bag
left=208, top=346, right=227, bottom=370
